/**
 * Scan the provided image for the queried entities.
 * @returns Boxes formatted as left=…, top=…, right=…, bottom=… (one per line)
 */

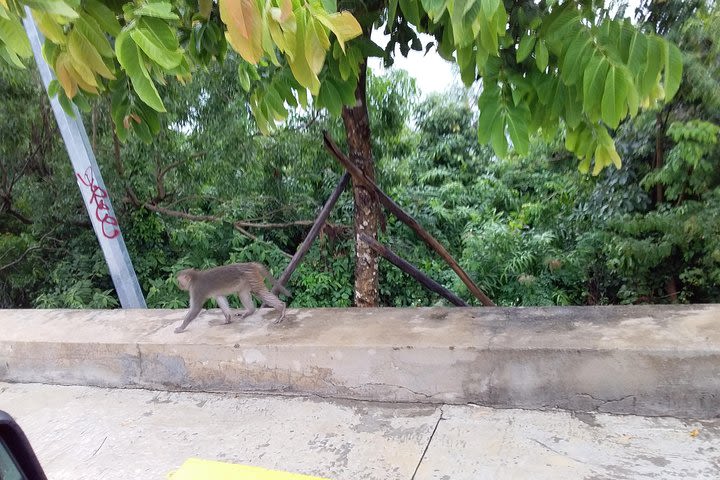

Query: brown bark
left=665, top=277, right=678, bottom=303
left=341, top=60, right=380, bottom=307
left=359, top=233, right=468, bottom=307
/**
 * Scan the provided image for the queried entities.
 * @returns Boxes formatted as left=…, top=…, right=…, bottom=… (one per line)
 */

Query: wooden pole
left=272, top=172, right=351, bottom=294
left=324, top=131, right=495, bottom=306
left=359, top=233, right=468, bottom=306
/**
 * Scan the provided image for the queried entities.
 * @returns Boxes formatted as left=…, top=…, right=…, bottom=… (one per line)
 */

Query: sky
left=368, top=30, right=457, bottom=97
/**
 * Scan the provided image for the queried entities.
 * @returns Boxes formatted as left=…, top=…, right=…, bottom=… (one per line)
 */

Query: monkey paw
left=174, top=326, right=186, bottom=334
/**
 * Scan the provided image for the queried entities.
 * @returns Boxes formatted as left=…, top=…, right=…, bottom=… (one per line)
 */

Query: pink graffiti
left=76, top=167, right=120, bottom=239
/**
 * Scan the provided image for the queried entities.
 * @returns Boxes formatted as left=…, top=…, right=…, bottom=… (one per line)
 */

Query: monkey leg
left=175, top=303, right=202, bottom=333
left=258, top=288, right=286, bottom=324
left=235, top=290, right=256, bottom=319
left=216, top=296, right=232, bottom=324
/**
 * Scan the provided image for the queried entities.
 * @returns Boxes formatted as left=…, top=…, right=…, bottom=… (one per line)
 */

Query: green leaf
left=420, top=0, right=446, bottom=19
left=506, top=103, right=530, bottom=155
left=641, top=36, right=663, bottom=97
left=265, top=86, right=288, bottom=120
left=73, top=92, right=91, bottom=112
left=68, top=28, right=114, bottom=80
left=115, top=31, right=165, bottom=112
left=318, top=79, right=342, bottom=116
left=516, top=33, right=535, bottom=62
left=136, top=101, right=161, bottom=134
left=83, top=0, right=121, bottom=37
left=476, top=6, right=499, bottom=53
left=57, top=89, right=76, bottom=115
left=626, top=29, right=647, bottom=79
left=199, top=0, right=213, bottom=18
left=48, top=79, right=60, bottom=97
left=133, top=2, right=179, bottom=20
left=32, top=11, right=66, bottom=44
left=237, top=65, right=251, bottom=91
left=534, top=39, right=548, bottom=71
left=0, top=43, right=25, bottom=68
left=601, top=66, right=626, bottom=129
left=601, top=66, right=617, bottom=128
left=74, top=16, right=114, bottom=58
left=387, top=0, right=399, bottom=30
left=542, top=5, right=579, bottom=54
left=564, top=86, right=582, bottom=128
left=321, top=0, right=337, bottom=13
left=398, top=0, right=421, bottom=26
left=24, top=0, right=78, bottom=18
left=490, top=113, right=508, bottom=157
left=482, top=0, right=500, bottom=18
left=0, top=16, right=32, bottom=58
left=334, top=76, right=356, bottom=105
left=308, top=10, right=362, bottom=50
left=560, top=29, right=591, bottom=85
left=475, top=41, right=489, bottom=73
left=582, top=55, right=608, bottom=122
left=622, top=68, right=639, bottom=117
left=129, top=18, right=183, bottom=69
left=288, top=10, right=320, bottom=94
left=132, top=112, right=154, bottom=143
left=353, top=37, right=385, bottom=58
left=138, top=17, right=179, bottom=51
left=477, top=84, right=501, bottom=143
left=663, top=42, right=682, bottom=101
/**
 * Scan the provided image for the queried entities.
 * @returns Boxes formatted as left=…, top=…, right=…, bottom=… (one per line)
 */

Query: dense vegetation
left=0, top=2, right=718, bottom=309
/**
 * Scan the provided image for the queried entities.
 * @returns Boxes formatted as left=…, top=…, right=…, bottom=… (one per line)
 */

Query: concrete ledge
left=0, top=306, right=718, bottom=418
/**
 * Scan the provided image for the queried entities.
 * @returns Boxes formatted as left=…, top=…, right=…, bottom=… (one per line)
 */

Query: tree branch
left=6, top=208, right=33, bottom=225
left=0, top=232, right=53, bottom=273
left=140, top=203, right=310, bottom=258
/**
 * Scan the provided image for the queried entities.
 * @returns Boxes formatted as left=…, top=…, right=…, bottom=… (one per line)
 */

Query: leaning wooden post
left=323, top=131, right=495, bottom=306
left=359, top=233, right=468, bottom=306
left=272, top=172, right=351, bottom=294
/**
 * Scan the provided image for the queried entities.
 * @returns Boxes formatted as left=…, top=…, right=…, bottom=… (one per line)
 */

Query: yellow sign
left=168, top=458, right=330, bottom=480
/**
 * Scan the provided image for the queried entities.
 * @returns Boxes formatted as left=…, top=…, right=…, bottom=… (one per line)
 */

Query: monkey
left=174, top=262, right=290, bottom=333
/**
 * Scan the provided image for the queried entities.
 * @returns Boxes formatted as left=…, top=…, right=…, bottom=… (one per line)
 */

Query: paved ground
left=1, top=383, right=718, bottom=480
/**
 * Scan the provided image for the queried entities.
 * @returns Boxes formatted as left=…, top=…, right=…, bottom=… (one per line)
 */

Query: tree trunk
left=341, top=60, right=379, bottom=307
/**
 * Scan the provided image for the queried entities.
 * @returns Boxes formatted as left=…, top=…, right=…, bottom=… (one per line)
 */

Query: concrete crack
left=529, top=438, right=565, bottom=456
left=577, top=393, right=636, bottom=406
left=529, top=438, right=587, bottom=465
left=411, top=406, right=444, bottom=480
left=136, top=344, right=144, bottom=379
left=90, top=436, right=107, bottom=458
left=358, top=382, right=436, bottom=401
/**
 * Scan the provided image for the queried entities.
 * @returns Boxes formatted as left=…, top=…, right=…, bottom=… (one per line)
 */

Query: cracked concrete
left=1, top=383, right=718, bottom=480
left=1, top=306, right=720, bottom=417
left=411, top=406, right=445, bottom=479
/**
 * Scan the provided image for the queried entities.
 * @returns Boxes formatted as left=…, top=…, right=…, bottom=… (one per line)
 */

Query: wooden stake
left=324, top=131, right=495, bottom=306
left=272, top=172, right=351, bottom=294
left=359, top=233, right=468, bottom=306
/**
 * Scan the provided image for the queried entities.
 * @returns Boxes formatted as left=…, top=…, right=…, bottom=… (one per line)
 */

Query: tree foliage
left=0, top=0, right=682, bottom=170
left=1, top=1, right=716, bottom=310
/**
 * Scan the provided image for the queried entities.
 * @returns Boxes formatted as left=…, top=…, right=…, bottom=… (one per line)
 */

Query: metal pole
left=22, top=10, right=146, bottom=308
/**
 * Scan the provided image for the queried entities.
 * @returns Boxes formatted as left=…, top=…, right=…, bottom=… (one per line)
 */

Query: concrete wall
left=1, top=306, right=718, bottom=418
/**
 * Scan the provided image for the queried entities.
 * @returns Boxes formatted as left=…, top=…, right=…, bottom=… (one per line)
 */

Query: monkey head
left=176, top=269, right=195, bottom=291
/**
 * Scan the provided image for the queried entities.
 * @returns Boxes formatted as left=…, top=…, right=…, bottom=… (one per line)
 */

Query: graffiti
left=75, top=167, right=120, bottom=239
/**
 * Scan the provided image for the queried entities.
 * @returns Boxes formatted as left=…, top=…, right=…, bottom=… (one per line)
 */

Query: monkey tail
left=259, top=264, right=291, bottom=297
